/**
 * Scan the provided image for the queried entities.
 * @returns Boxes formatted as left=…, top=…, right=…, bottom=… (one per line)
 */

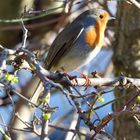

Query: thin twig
left=127, top=0, right=140, bottom=9
left=49, top=124, right=88, bottom=137
left=7, top=90, right=16, bottom=130
left=20, top=18, right=28, bottom=49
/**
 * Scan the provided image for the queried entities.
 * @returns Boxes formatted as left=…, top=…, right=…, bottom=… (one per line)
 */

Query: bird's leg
left=61, top=67, right=77, bottom=81
left=74, top=70, right=91, bottom=86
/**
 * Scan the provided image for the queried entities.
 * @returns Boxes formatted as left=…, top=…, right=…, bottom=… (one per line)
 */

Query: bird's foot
left=65, top=73, right=77, bottom=80
left=61, top=67, right=78, bottom=83
left=74, top=70, right=91, bottom=86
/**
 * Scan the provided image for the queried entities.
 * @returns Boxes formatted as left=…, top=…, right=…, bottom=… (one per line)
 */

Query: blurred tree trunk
left=0, top=0, right=22, bottom=48
left=113, top=1, right=140, bottom=139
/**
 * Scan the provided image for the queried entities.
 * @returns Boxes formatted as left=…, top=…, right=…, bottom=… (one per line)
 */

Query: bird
left=45, top=9, right=110, bottom=72
left=30, top=9, right=111, bottom=104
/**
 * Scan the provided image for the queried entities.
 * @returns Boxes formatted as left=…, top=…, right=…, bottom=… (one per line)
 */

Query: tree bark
left=113, top=1, right=140, bottom=139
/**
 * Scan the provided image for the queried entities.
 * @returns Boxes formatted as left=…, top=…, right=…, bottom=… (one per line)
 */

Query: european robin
left=30, top=9, right=111, bottom=103
left=45, top=9, right=110, bottom=71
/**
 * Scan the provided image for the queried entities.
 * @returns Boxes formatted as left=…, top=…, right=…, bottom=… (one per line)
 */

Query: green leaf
left=12, top=77, right=19, bottom=83
left=137, top=96, right=140, bottom=102
left=98, top=96, right=105, bottom=102
left=39, top=96, right=49, bottom=103
left=5, top=73, right=18, bottom=83
left=43, top=113, right=51, bottom=120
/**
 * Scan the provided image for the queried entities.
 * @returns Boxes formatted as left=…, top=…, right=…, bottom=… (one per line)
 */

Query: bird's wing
left=45, top=23, right=84, bottom=70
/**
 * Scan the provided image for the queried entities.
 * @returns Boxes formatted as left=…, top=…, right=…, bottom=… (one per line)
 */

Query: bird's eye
left=99, top=15, right=104, bottom=19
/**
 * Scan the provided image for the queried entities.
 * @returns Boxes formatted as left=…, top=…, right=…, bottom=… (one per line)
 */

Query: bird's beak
left=109, top=16, right=115, bottom=20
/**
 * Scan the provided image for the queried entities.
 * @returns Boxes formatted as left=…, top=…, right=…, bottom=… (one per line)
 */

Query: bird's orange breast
left=85, top=26, right=97, bottom=48
left=85, top=16, right=108, bottom=49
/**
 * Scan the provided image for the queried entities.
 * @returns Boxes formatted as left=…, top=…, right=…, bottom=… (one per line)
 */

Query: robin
left=45, top=9, right=110, bottom=71
left=30, top=9, right=112, bottom=103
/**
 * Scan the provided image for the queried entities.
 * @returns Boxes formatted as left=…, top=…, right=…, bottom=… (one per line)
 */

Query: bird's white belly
left=51, top=44, right=101, bottom=71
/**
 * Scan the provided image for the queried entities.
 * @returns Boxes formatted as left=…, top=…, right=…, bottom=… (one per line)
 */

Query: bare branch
left=20, top=18, right=28, bottom=49
left=71, top=77, right=140, bottom=87
left=127, top=0, right=140, bottom=9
